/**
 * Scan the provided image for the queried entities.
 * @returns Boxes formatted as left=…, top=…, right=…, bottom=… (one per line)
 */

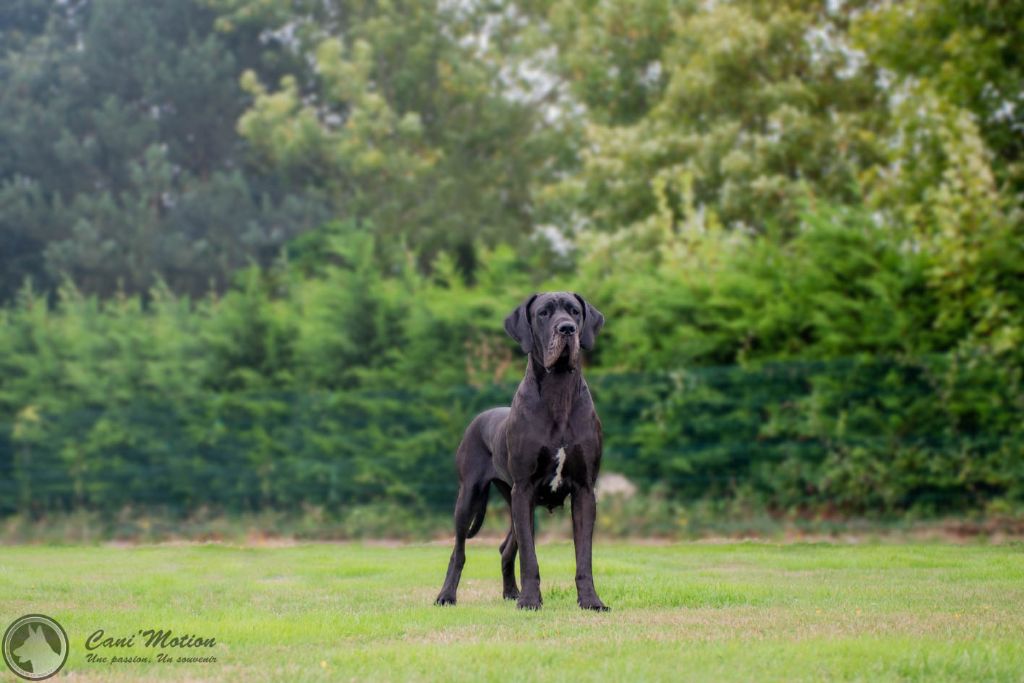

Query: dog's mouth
left=543, top=332, right=580, bottom=371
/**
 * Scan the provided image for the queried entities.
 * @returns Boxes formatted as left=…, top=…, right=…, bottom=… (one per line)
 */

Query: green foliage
left=225, top=0, right=562, bottom=274
left=0, top=0, right=326, bottom=300
left=2, top=0, right=1023, bottom=523
left=538, top=0, right=885, bottom=235
left=577, top=201, right=1022, bottom=514
left=2, top=205, right=1023, bottom=518
left=854, top=0, right=1024, bottom=192
left=0, top=232, right=536, bottom=517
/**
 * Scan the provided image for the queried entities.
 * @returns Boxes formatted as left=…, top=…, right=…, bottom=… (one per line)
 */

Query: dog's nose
left=557, top=322, right=577, bottom=336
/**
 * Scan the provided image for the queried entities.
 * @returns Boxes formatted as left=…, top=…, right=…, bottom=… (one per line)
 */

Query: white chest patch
left=550, top=446, right=567, bottom=491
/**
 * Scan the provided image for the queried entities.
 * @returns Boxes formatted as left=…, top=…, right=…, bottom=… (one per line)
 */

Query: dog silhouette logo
left=3, top=615, right=69, bottom=680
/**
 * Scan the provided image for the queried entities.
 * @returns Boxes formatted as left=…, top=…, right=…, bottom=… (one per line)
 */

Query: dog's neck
left=526, top=355, right=583, bottom=428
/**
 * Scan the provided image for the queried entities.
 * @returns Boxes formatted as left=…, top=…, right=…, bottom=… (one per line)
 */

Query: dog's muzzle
left=543, top=323, right=580, bottom=370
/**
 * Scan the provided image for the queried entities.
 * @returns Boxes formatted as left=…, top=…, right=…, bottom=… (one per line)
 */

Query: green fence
left=1, top=355, right=1022, bottom=519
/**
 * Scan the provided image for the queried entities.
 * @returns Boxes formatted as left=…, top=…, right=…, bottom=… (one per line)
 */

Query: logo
left=2, top=615, right=69, bottom=681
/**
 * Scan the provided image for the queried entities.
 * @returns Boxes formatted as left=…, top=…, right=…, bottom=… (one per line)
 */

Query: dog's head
left=504, top=292, right=604, bottom=371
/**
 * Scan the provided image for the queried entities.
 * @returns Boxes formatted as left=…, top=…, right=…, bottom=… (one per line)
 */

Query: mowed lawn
left=1, top=541, right=1023, bottom=682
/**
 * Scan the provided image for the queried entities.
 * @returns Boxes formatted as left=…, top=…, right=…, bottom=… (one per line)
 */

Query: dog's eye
left=569, top=307, right=579, bottom=316
left=538, top=309, right=549, bottom=317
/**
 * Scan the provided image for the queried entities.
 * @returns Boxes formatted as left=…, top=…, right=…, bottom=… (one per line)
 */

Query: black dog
left=435, top=292, right=608, bottom=611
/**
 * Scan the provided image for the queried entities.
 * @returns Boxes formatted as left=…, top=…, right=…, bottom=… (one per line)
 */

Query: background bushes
left=1, top=1, right=1022, bottom=524
left=2, top=207, right=1021, bottom=520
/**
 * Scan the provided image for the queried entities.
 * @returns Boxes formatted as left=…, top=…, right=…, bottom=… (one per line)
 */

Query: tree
left=855, top=0, right=1024, bottom=195
left=0, top=0, right=326, bottom=300
left=535, top=0, right=887, bottom=237
left=217, top=0, right=565, bottom=276
left=853, top=1, right=1024, bottom=358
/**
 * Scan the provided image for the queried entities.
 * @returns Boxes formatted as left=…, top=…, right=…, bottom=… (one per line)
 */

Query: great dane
left=435, top=292, right=608, bottom=611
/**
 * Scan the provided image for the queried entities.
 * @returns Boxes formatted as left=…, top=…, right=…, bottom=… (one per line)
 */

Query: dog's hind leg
left=435, top=481, right=488, bottom=606
left=435, top=408, right=505, bottom=606
left=495, top=481, right=519, bottom=600
left=499, top=526, right=519, bottom=600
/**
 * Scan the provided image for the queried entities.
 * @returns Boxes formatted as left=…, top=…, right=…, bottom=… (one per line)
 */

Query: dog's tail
left=465, top=485, right=489, bottom=539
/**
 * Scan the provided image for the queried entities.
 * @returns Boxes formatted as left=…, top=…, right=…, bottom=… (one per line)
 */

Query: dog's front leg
left=511, top=482, right=542, bottom=609
left=571, top=487, right=609, bottom=611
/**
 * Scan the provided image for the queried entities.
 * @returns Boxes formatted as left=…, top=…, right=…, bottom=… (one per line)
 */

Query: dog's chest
left=536, top=445, right=575, bottom=510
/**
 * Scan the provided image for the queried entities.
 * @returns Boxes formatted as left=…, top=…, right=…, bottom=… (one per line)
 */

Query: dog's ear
left=574, top=293, right=604, bottom=350
left=504, top=294, right=538, bottom=354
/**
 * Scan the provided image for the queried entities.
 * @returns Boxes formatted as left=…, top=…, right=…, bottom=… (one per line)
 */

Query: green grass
left=1, top=541, right=1022, bottom=681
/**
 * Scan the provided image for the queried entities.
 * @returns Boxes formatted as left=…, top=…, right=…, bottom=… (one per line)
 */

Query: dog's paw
left=434, top=595, right=457, bottom=606
left=578, top=598, right=610, bottom=612
left=516, top=595, right=543, bottom=610
left=503, top=587, right=520, bottom=601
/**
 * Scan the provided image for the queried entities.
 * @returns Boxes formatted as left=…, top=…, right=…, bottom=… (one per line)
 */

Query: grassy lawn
left=1, top=541, right=1022, bottom=681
